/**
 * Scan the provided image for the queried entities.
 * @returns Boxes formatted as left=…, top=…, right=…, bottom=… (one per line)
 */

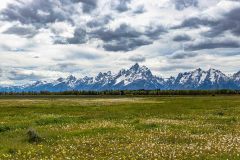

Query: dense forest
left=0, top=90, right=239, bottom=96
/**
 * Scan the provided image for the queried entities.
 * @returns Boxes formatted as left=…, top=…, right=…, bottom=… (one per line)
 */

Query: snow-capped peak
left=114, top=63, right=155, bottom=86
left=129, top=63, right=151, bottom=75
left=66, top=75, right=77, bottom=82
left=233, top=71, right=240, bottom=81
left=206, top=68, right=228, bottom=83
left=0, top=64, right=239, bottom=92
left=52, top=75, right=78, bottom=88
left=130, top=63, right=140, bottom=71
left=176, top=68, right=206, bottom=85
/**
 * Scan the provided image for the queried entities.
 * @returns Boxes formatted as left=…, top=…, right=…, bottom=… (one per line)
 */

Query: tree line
left=0, top=89, right=239, bottom=96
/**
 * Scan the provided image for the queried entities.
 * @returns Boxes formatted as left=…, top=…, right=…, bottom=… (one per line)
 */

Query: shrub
left=216, top=111, right=224, bottom=116
left=0, top=126, right=10, bottom=133
left=8, top=148, right=17, bottom=155
left=27, top=128, right=42, bottom=143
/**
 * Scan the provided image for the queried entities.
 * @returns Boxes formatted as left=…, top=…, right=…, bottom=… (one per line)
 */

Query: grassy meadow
left=0, top=95, right=240, bottom=159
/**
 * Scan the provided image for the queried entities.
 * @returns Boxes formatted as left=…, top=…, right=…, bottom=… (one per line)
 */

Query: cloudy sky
left=0, top=0, right=240, bottom=85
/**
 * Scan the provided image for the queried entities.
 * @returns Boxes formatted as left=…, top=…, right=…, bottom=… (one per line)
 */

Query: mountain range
left=0, top=63, right=239, bottom=92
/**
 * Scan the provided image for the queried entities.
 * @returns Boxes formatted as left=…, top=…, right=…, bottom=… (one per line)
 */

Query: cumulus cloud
left=78, top=0, right=98, bottom=13
left=1, top=0, right=73, bottom=26
left=173, top=34, right=191, bottom=42
left=113, top=0, right=132, bottom=12
left=172, top=17, right=217, bottom=29
left=66, top=28, right=87, bottom=44
left=203, top=7, right=240, bottom=37
left=90, top=24, right=166, bottom=51
left=173, top=2, right=240, bottom=38
left=92, top=24, right=140, bottom=42
left=103, top=39, right=152, bottom=52
left=185, top=40, right=240, bottom=51
left=173, top=0, right=198, bottom=10
left=3, top=25, right=38, bottom=38
left=86, top=15, right=112, bottom=28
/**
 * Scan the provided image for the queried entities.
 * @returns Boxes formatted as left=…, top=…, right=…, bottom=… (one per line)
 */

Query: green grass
left=0, top=95, right=240, bottom=159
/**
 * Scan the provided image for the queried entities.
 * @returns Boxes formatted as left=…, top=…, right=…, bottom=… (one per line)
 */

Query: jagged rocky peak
left=33, top=81, right=43, bottom=85
left=96, top=72, right=103, bottom=78
left=129, top=63, right=150, bottom=71
left=66, top=75, right=77, bottom=81
left=186, top=68, right=206, bottom=79
left=83, top=76, right=93, bottom=80
left=166, top=76, right=176, bottom=82
left=57, top=77, right=64, bottom=82
left=94, top=71, right=113, bottom=85
left=233, top=71, right=240, bottom=81
left=117, top=69, right=126, bottom=76
left=208, top=68, right=223, bottom=74
left=80, top=76, right=94, bottom=84
left=106, top=71, right=112, bottom=76
left=206, top=68, right=229, bottom=82
left=207, top=68, right=228, bottom=76
left=112, top=63, right=157, bottom=87
left=129, top=63, right=141, bottom=72
left=127, top=63, right=153, bottom=77
left=130, top=63, right=140, bottom=71
left=96, top=71, right=112, bottom=79
left=193, top=68, right=204, bottom=73
left=175, top=68, right=226, bottom=86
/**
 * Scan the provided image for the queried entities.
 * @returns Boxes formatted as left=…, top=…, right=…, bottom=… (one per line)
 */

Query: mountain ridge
left=0, top=63, right=239, bottom=92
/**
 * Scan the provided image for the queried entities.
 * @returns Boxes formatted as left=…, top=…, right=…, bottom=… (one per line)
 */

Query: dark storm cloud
left=173, top=34, right=191, bottom=42
left=78, top=0, right=98, bottom=13
left=203, top=7, right=240, bottom=37
left=174, top=0, right=198, bottom=10
left=90, top=24, right=147, bottom=51
left=56, top=22, right=166, bottom=51
left=103, top=38, right=152, bottom=52
left=1, top=0, right=167, bottom=52
left=185, top=40, right=240, bottom=51
left=67, top=28, right=87, bottom=44
left=90, top=23, right=166, bottom=51
left=114, top=0, right=132, bottom=12
left=8, top=70, right=45, bottom=81
left=173, top=6, right=240, bottom=37
left=0, top=0, right=98, bottom=27
left=54, top=28, right=87, bottom=44
left=144, top=25, right=167, bottom=40
left=92, top=24, right=140, bottom=42
left=172, top=17, right=217, bottom=29
left=1, top=0, right=72, bottom=26
left=3, top=25, right=38, bottom=38
left=129, top=55, right=146, bottom=62
left=86, top=15, right=112, bottom=28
